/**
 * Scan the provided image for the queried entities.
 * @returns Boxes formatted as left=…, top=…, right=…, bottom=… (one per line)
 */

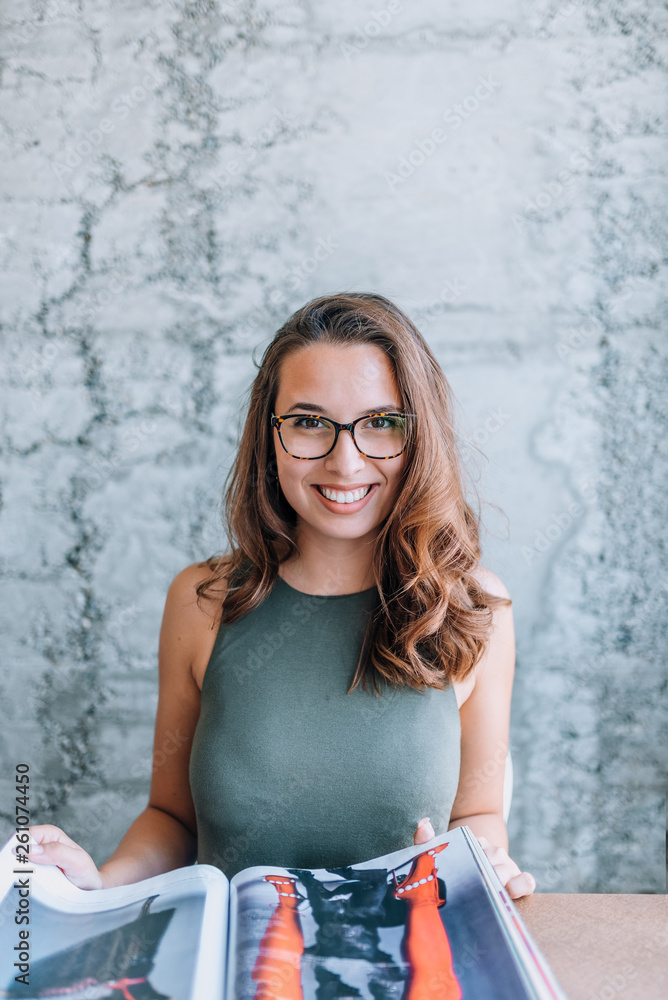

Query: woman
left=25, top=292, right=536, bottom=900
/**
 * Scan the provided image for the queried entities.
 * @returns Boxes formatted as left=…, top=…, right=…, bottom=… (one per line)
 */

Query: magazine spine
left=461, top=827, right=569, bottom=1000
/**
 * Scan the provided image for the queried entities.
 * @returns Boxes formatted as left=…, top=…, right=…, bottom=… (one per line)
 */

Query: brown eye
left=294, top=416, right=326, bottom=430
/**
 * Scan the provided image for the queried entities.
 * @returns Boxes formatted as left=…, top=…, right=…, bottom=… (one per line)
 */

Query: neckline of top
left=275, top=574, right=378, bottom=599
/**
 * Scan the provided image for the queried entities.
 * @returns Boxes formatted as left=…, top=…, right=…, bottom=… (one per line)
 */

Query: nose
left=324, top=426, right=367, bottom=475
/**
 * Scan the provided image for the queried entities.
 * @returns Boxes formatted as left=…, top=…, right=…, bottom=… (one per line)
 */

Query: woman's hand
left=14, top=825, right=105, bottom=891
left=475, top=835, right=536, bottom=899
left=413, top=816, right=436, bottom=845
left=413, top=819, right=536, bottom=900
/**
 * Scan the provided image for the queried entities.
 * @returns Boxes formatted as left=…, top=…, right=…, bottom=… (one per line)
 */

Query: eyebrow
left=284, top=402, right=403, bottom=417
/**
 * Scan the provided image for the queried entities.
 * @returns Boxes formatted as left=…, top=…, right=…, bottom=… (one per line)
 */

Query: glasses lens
left=281, top=416, right=336, bottom=458
left=355, top=413, right=409, bottom=457
left=280, top=414, right=409, bottom=459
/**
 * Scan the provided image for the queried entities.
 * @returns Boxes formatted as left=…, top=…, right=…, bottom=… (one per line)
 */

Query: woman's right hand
left=15, top=825, right=105, bottom=890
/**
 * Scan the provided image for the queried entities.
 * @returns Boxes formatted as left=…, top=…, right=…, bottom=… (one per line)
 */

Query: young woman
left=25, top=292, right=536, bottom=900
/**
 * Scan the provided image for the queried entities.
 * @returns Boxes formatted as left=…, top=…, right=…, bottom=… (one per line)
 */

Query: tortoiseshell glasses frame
left=270, top=411, right=417, bottom=460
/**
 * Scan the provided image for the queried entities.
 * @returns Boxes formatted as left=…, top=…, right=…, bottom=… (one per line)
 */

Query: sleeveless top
left=189, top=574, right=461, bottom=879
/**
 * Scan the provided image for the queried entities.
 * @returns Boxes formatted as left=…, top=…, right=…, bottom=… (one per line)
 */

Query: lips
left=311, top=483, right=378, bottom=511
left=316, top=484, right=372, bottom=502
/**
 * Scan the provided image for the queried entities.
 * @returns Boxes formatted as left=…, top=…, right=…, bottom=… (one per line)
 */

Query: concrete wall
left=1, top=0, right=665, bottom=892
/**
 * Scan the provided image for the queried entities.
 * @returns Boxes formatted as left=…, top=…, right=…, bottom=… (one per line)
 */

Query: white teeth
left=318, top=485, right=372, bottom=504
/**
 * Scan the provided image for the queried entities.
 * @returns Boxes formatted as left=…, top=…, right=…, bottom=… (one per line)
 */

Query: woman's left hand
left=413, top=820, right=536, bottom=899
left=475, top=835, right=536, bottom=899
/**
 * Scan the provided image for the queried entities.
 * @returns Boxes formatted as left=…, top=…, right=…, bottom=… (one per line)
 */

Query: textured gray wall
left=1, top=1, right=666, bottom=892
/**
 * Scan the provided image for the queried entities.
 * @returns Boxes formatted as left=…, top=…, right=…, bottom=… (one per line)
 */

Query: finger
left=26, top=825, right=83, bottom=850
left=490, top=858, right=524, bottom=888
left=505, top=871, right=536, bottom=899
left=12, top=825, right=74, bottom=861
left=479, top=844, right=523, bottom=887
left=24, top=840, right=94, bottom=879
left=479, top=842, right=523, bottom=876
left=413, top=817, right=435, bottom=844
left=474, top=838, right=534, bottom=897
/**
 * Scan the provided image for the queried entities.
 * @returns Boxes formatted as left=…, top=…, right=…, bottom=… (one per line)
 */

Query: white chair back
left=502, top=749, right=513, bottom=823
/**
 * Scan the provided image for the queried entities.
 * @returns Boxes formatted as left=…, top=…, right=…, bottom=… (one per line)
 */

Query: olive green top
left=189, top=574, right=461, bottom=879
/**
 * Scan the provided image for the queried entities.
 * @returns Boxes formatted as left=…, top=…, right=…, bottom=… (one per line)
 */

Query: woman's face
left=272, top=343, right=407, bottom=543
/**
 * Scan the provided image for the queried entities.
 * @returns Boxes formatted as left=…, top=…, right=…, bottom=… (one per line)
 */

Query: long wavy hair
left=197, top=292, right=511, bottom=694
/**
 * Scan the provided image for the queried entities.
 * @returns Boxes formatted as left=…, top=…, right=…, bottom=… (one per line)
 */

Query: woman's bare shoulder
left=469, top=564, right=511, bottom=601
left=164, top=559, right=230, bottom=690
left=167, top=559, right=229, bottom=608
left=470, top=564, right=514, bottom=677
left=453, top=566, right=512, bottom=710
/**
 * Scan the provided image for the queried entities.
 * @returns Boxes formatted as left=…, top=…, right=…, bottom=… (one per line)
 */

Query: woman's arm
left=27, top=563, right=219, bottom=889
left=446, top=567, right=536, bottom=898
left=97, top=563, right=218, bottom=886
left=92, top=807, right=196, bottom=889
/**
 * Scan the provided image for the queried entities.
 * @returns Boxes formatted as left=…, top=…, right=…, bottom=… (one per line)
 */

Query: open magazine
left=0, top=825, right=568, bottom=999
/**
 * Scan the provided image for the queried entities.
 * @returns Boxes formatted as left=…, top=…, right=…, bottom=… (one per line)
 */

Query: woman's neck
left=275, top=529, right=377, bottom=596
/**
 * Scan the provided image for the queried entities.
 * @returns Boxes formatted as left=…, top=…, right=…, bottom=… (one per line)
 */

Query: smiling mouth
left=315, top=484, right=373, bottom=504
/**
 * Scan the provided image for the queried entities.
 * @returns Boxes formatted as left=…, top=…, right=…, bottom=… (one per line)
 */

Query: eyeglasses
left=271, top=411, right=417, bottom=460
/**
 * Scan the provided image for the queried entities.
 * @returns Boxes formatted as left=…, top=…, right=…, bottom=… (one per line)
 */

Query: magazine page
left=461, top=827, right=570, bottom=1000
left=224, top=825, right=568, bottom=1000
left=0, top=832, right=228, bottom=1000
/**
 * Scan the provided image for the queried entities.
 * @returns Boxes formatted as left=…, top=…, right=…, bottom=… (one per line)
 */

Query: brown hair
left=197, top=292, right=510, bottom=694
